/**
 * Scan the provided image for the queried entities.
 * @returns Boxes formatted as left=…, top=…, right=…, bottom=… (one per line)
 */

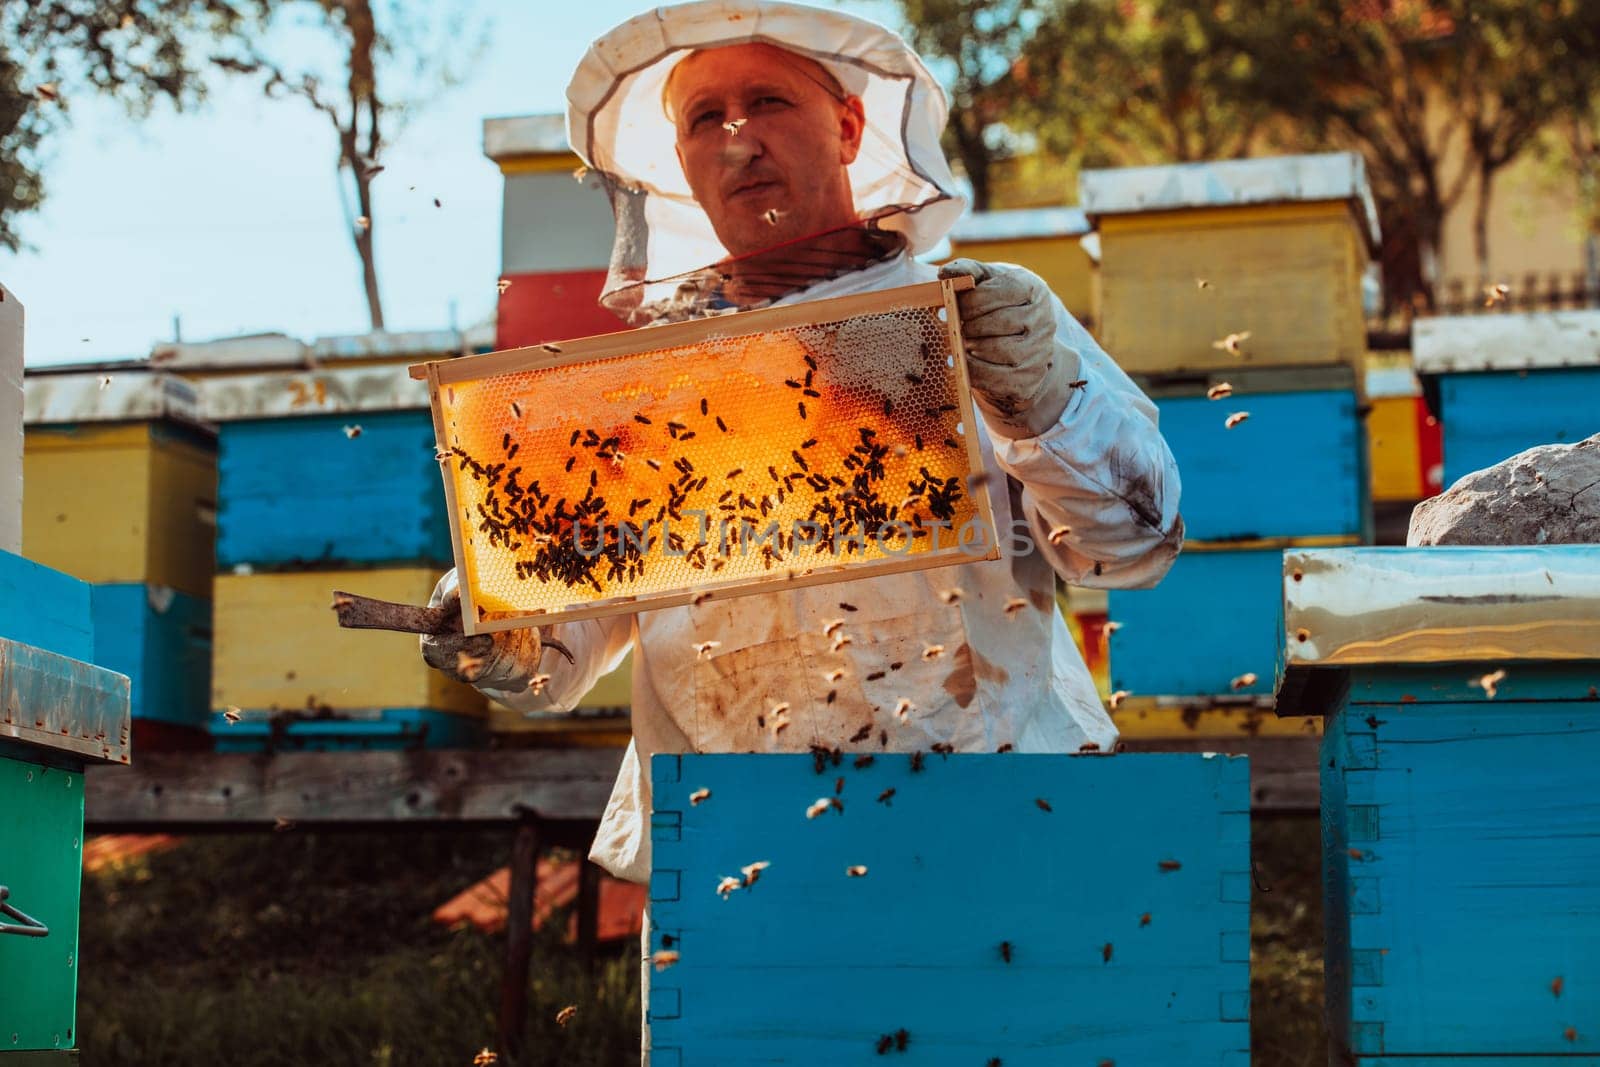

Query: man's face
left=667, top=43, right=866, bottom=258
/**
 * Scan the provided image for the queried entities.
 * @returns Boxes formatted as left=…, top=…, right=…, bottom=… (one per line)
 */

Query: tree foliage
left=894, top=0, right=1043, bottom=211
left=0, top=0, right=257, bottom=251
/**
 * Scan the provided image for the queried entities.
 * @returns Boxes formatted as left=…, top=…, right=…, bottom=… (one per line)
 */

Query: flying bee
left=651, top=949, right=680, bottom=970
left=98, top=375, right=114, bottom=390
left=1552, top=976, right=1564, bottom=998
left=1196, top=277, right=1210, bottom=290
left=1230, top=672, right=1259, bottom=690
left=846, top=865, right=868, bottom=877
left=1103, top=620, right=1123, bottom=635
left=763, top=208, right=783, bottom=226
left=1002, top=596, right=1028, bottom=617
left=922, top=643, right=945, bottom=661
left=830, top=632, right=854, bottom=652
left=1140, top=913, right=1152, bottom=927
left=806, top=798, right=833, bottom=820
left=1036, top=797, right=1053, bottom=813
left=1483, top=282, right=1511, bottom=307
left=223, top=706, right=243, bottom=724
left=740, top=860, right=770, bottom=886
left=555, top=1006, right=577, bottom=1027
left=822, top=618, right=846, bottom=637
left=541, top=343, right=562, bottom=354
left=1047, top=524, right=1072, bottom=545
left=716, top=876, right=742, bottom=898
left=496, top=278, right=512, bottom=295
left=693, top=640, right=721, bottom=660
left=1102, top=942, right=1113, bottom=963
left=999, top=941, right=1013, bottom=963
left=473, top=1049, right=498, bottom=1066
left=824, top=667, right=847, bottom=684
left=528, top=673, right=550, bottom=694
left=343, top=424, right=363, bottom=439
left=1212, top=330, right=1251, bottom=355
left=1472, top=668, right=1507, bottom=698
left=937, top=588, right=963, bottom=605
left=273, top=816, right=295, bottom=832
left=572, top=165, right=589, bottom=182
left=1207, top=382, right=1234, bottom=400
left=1108, top=690, right=1130, bottom=710
left=893, top=697, right=914, bottom=723
left=723, top=118, right=747, bottom=134
left=455, top=650, right=485, bottom=677
left=689, top=787, right=711, bottom=806
left=1224, top=411, right=1250, bottom=429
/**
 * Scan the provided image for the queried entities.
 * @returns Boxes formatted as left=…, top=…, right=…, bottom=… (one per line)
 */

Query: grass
left=78, top=816, right=1327, bottom=1065
left=77, top=830, right=640, bottom=1066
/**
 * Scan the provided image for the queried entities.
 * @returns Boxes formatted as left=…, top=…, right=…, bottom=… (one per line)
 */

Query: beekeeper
left=423, top=2, right=1183, bottom=889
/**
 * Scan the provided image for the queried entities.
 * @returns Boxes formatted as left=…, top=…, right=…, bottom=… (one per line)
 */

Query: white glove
left=418, top=571, right=565, bottom=694
left=938, top=259, right=1081, bottom=439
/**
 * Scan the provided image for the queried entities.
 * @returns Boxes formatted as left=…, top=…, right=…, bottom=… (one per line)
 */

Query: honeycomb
left=434, top=289, right=990, bottom=629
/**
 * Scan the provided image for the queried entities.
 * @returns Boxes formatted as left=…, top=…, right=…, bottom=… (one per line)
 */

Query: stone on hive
left=1407, top=433, right=1600, bottom=546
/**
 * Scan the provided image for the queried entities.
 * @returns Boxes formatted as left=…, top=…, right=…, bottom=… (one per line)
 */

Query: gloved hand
left=419, top=573, right=562, bottom=695
left=938, top=259, right=1081, bottom=439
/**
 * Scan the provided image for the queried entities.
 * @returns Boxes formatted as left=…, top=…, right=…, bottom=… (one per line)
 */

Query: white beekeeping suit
left=425, top=0, right=1183, bottom=888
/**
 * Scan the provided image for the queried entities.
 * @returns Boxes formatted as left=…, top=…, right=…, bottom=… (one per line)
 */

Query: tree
left=216, top=0, right=481, bottom=330
left=1012, top=0, right=1290, bottom=169
left=893, top=0, right=1043, bottom=211
left=0, top=0, right=257, bottom=252
left=1210, top=0, right=1600, bottom=313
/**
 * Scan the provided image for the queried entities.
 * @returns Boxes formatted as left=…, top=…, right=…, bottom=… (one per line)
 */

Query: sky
left=5, top=0, right=901, bottom=367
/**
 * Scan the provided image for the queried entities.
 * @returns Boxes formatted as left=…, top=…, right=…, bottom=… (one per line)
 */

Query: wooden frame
left=409, top=278, right=997, bottom=635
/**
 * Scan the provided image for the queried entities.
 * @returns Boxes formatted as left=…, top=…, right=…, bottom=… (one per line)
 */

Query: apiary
left=1413, top=309, right=1600, bottom=487
left=647, top=751, right=1250, bottom=1063
left=412, top=278, right=997, bottom=634
left=1081, top=151, right=1378, bottom=376
left=20, top=371, right=216, bottom=744
left=1278, top=546, right=1600, bottom=1062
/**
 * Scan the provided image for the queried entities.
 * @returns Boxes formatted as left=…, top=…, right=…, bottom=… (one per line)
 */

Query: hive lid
left=23, top=370, right=205, bottom=428
left=199, top=363, right=429, bottom=421
left=950, top=206, right=1091, bottom=244
left=483, top=113, right=571, bottom=162
left=0, top=638, right=131, bottom=765
left=1412, top=308, right=1600, bottom=374
left=1276, top=546, right=1600, bottom=716
left=1079, top=151, right=1380, bottom=251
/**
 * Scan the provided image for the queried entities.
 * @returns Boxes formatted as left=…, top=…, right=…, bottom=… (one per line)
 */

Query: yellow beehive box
left=213, top=566, right=485, bottom=717
left=1364, top=351, right=1436, bottom=503
left=948, top=207, right=1097, bottom=328
left=22, top=372, right=216, bottom=599
left=1081, top=152, right=1380, bottom=375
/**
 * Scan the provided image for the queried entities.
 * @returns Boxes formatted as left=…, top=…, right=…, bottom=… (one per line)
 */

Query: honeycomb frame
left=409, top=278, right=997, bottom=635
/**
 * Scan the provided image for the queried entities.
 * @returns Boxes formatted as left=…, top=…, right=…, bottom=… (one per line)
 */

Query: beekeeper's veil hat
left=566, top=0, right=965, bottom=324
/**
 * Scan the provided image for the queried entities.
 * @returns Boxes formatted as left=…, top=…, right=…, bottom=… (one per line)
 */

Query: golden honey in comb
left=429, top=282, right=992, bottom=629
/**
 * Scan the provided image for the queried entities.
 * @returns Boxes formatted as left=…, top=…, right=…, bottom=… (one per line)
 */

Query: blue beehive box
left=1108, top=546, right=1282, bottom=699
left=648, top=752, right=1250, bottom=1064
left=216, top=409, right=449, bottom=569
left=1146, top=369, right=1369, bottom=544
left=89, top=583, right=210, bottom=728
left=1437, top=369, right=1597, bottom=485
left=1279, top=546, right=1600, bottom=1062
left=0, top=549, right=93, bottom=662
left=1414, top=309, right=1600, bottom=487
